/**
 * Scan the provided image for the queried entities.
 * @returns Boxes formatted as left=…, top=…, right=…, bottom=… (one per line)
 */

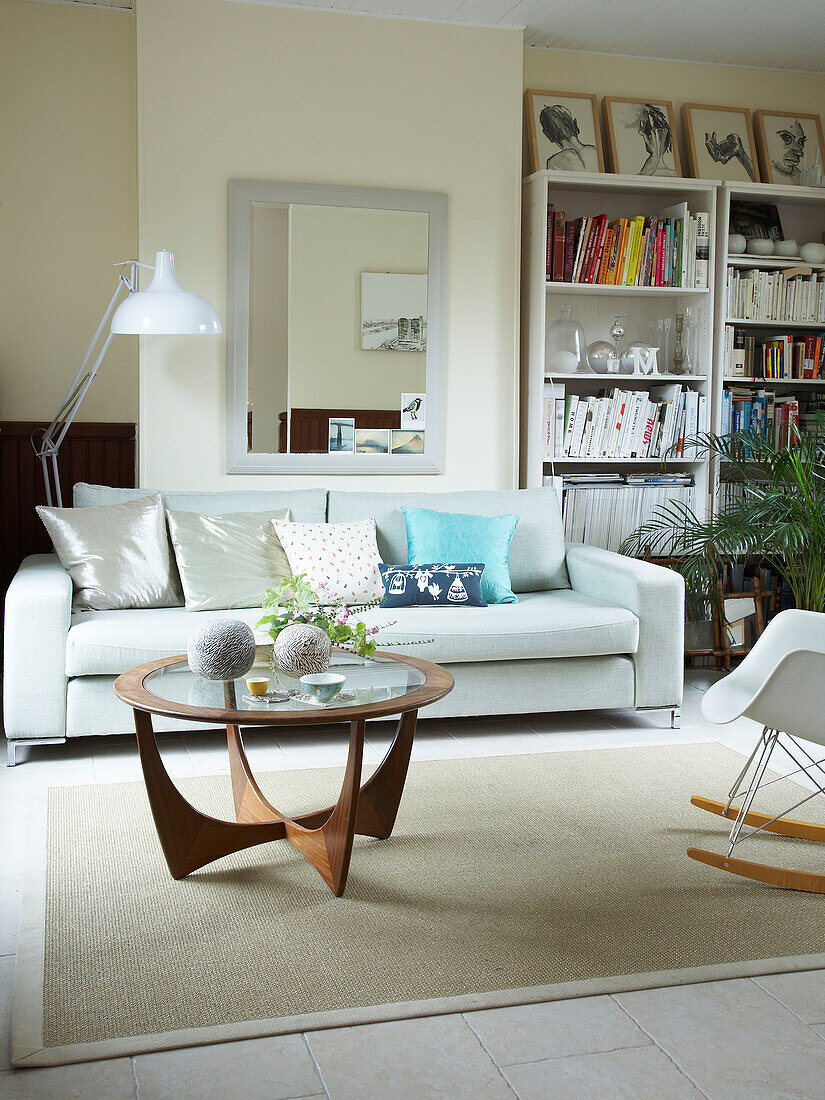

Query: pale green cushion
left=73, top=482, right=327, bottom=522
left=166, top=508, right=291, bottom=612
left=350, top=589, right=639, bottom=665
left=327, top=489, right=569, bottom=592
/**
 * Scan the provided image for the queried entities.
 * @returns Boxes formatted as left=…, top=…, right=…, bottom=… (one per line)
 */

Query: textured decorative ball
left=187, top=618, right=256, bottom=681
left=273, top=623, right=331, bottom=678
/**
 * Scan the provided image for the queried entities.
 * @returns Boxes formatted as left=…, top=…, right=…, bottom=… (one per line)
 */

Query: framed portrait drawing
left=682, top=103, right=759, bottom=183
left=753, top=110, right=825, bottom=186
left=524, top=89, right=605, bottom=174
left=602, top=97, right=682, bottom=177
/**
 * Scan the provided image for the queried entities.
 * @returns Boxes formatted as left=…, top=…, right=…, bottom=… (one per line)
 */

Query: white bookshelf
left=520, top=170, right=717, bottom=522
left=711, top=181, right=825, bottom=430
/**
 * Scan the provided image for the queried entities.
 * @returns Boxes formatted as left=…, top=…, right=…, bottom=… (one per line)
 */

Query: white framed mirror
left=226, top=180, right=447, bottom=475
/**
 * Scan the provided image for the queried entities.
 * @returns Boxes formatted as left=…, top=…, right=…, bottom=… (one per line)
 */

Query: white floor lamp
left=34, top=250, right=221, bottom=507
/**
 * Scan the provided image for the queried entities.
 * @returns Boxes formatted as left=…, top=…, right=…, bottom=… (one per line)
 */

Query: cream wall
left=289, top=205, right=427, bottom=409
left=249, top=203, right=289, bottom=453
left=137, top=0, right=523, bottom=490
left=523, top=49, right=825, bottom=175
left=0, top=1, right=137, bottom=422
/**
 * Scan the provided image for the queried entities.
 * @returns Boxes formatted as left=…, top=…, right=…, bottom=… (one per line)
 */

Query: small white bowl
left=746, top=238, right=774, bottom=256
left=800, top=242, right=825, bottom=264
left=299, top=672, right=345, bottom=703
left=774, top=239, right=799, bottom=257
left=728, top=233, right=747, bottom=254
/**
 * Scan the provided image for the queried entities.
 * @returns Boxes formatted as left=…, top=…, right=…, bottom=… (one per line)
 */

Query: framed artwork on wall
left=524, top=89, right=605, bottom=174
left=753, top=109, right=825, bottom=186
left=682, top=103, right=760, bottom=183
left=602, top=97, right=682, bottom=177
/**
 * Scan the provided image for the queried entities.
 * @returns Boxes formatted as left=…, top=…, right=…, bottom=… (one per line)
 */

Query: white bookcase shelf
left=520, top=170, right=716, bottom=519
left=725, top=317, right=824, bottom=328
left=712, top=181, right=825, bottom=497
left=546, top=282, right=709, bottom=297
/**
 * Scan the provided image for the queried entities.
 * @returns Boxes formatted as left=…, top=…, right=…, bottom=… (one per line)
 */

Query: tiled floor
left=2, top=670, right=825, bottom=1098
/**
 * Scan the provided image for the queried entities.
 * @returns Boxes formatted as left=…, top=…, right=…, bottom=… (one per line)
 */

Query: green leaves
left=257, top=574, right=381, bottom=658
left=621, top=429, right=825, bottom=614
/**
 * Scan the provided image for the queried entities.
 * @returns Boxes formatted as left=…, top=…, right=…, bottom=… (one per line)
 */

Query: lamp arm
left=35, top=266, right=136, bottom=508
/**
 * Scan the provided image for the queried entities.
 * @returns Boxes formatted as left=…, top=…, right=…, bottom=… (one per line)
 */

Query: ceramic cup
left=300, top=672, right=346, bottom=704
left=774, top=239, right=799, bottom=257
left=728, top=233, right=747, bottom=254
left=746, top=238, right=774, bottom=256
left=245, top=676, right=271, bottom=697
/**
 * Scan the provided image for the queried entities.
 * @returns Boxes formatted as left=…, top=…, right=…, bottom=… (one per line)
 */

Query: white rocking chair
left=690, top=608, right=825, bottom=892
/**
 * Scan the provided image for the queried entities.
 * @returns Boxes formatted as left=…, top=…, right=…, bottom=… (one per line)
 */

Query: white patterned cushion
left=271, top=518, right=384, bottom=605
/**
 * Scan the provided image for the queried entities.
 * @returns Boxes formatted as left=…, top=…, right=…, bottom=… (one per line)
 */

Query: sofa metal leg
left=634, top=706, right=682, bottom=729
left=5, top=737, right=67, bottom=766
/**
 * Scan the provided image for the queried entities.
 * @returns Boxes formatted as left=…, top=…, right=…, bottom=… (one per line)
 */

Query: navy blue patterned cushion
left=379, top=564, right=487, bottom=608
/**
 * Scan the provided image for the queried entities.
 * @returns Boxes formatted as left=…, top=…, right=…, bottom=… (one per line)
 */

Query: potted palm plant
left=620, top=429, right=825, bottom=616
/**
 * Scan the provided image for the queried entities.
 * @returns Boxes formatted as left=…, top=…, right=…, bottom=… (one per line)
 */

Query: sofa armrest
left=565, top=544, right=684, bottom=709
left=3, top=554, right=72, bottom=740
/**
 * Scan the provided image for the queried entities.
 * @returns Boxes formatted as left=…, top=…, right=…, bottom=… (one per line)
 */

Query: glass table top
left=143, top=652, right=428, bottom=715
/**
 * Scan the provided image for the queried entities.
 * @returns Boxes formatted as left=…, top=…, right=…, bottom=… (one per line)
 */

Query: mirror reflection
left=247, top=202, right=429, bottom=456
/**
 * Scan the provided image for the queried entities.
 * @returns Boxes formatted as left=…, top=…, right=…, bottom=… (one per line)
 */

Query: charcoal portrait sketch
left=682, top=104, right=759, bottom=183
left=754, top=111, right=825, bottom=186
left=604, top=98, right=681, bottom=177
left=525, top=90, right=604, bottom=174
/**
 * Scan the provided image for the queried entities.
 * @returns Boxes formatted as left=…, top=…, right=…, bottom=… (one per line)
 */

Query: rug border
left=12, top=744, right=825, bottom=1069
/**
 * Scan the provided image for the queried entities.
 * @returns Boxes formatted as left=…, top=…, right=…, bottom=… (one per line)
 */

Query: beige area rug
left=12, top=742, right=825, bottom=1066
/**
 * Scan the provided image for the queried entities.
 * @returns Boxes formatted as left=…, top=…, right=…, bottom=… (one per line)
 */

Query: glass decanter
left=546, top=304, right=589, bottom=374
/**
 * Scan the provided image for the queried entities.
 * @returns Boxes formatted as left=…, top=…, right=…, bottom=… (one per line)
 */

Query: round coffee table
left=114, top=650, right=453, bottom=896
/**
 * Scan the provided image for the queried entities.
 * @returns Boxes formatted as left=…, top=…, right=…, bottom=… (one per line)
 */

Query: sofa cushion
left=66, top=591, right=637, bottom=676
left=353, top=590, right=637, bottom=664
left=66, top=607, right=267, bottom=677
left=327, top=489, right=568, bottom=593
left=73, top=483, right=327, bottom=523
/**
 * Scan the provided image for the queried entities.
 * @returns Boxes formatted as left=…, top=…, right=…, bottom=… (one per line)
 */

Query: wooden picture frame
left=753, top=109, right=825, bottom=186
left=602, top=96, right=682, bottom=177
left=524, top=89, right=605, bottom=174
left=682, top=103, right=760, bottom=183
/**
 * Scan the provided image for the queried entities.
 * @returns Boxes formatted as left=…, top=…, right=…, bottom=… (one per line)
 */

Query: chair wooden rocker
left=689, top=608, right=825, bottom=892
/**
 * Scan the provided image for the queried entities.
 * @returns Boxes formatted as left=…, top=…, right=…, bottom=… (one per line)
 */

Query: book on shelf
left=722, top=325, right=825, bottom=379
left=719, top=386, right=825, bottom=446
left=541, top=381, right=566, bottom=460
left=561, top=479, right=695, bottom=553
left=544, top=384, right=706, bottom=461
left=545, top=204, right=708, bottom=288
left=725, top=265, right=825, bottom=324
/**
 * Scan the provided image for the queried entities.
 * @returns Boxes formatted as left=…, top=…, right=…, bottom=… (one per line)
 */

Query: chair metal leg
left=671, top=707, right=681, bottom=729
left=690, top=726, right=825, bottom=892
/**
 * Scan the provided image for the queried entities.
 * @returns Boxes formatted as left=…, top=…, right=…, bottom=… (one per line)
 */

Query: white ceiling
left=35, top=0, right=825, bottom=73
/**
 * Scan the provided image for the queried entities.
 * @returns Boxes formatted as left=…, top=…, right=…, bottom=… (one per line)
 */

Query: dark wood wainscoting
left=279, top=408, right=401, bottom=454
left=0, top=422, right=136, bottom=597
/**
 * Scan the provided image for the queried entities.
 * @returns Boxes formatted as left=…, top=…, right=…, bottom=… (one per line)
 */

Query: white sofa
left=3, top=485, right=684, bottom=764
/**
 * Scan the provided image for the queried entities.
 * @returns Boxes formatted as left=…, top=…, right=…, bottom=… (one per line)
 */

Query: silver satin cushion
left=37, top=494, right=183, bottom=611
left=165, top=508, right=291, bottom=612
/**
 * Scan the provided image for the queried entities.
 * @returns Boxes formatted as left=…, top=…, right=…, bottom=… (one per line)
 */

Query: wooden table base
left=133, top=708, right=418, bottom=896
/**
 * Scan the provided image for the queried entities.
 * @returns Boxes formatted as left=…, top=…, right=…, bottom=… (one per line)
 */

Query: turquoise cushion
left=402, top=507, right=519, bottom=604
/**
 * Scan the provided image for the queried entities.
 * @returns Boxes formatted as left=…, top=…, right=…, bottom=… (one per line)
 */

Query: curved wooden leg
left=355, top=710, right=417, bottom=839
left=136, top=710, right=414, bottom=896
left=227, top=724, right=283, bottom=823
left=688, top=847, right=825, bottom=893
left=283, top=719, right=365, bottom=896
left=134, top=710, right=286, bottom=879
left=692, top=795, right=825, bottom=843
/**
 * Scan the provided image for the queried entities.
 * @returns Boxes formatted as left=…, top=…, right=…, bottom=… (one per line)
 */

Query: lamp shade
left=110, top=250, right=222, bottom=335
